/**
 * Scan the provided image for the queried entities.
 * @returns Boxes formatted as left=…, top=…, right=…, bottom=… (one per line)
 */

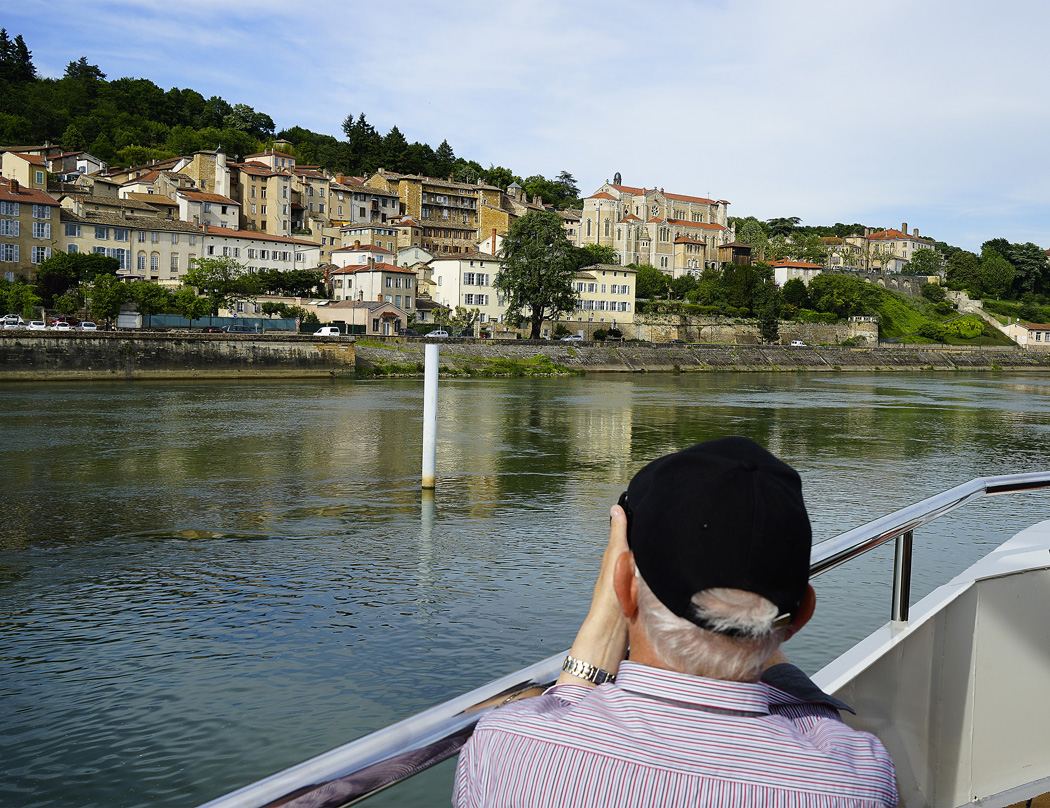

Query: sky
left=6, top=0, right=1050, bottom=253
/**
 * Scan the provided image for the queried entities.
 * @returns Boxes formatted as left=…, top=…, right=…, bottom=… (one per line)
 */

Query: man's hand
left=556, top=504, right=631, bottom=686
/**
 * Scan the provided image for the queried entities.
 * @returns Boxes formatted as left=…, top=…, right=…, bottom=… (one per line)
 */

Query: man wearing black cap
left=454, top=437, right=897, bottom=807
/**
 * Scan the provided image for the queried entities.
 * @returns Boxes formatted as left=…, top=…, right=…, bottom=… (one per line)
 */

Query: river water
left=2, top=372, right=1050, bottom=807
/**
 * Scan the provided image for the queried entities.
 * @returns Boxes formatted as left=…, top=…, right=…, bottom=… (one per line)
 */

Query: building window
left=31, top=246, right=51, bottom=263
left=95, top=226, right=109, bottom=240
left=150, top=253, right=159, bottom=273
left=137, top=252, right=146, bottom=271
left=151, top=232, right=160, bottom=243
left=68, top=243, right=78, bottom=254
left=32, top=222, right=50, bottom=239
left=138, top=230, right=147, bottom=242
left=171, top=254, right=179, bottom=272
left=172, top=233, right=179, bottom=245
left=0, top=243, right=18, bottom=261
left=0, top=201, right=18, bottom=216
left=32, top=204, right=51, bottom=219
left=113, top=228, right=129, bottom=242
left=64, top=223, right=80, bottom=238
left=0, top=220, right=18, bottom=237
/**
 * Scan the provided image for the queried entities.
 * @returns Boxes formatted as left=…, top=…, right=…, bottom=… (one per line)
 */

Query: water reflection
left=2, top=373, right=1050, bottom=807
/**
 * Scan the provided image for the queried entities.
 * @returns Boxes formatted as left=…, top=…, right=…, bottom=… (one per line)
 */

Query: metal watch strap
left=562, top=655, right=616, bottom=685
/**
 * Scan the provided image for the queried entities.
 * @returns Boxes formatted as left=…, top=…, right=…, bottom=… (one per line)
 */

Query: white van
left=790, top=340, right=807, bottom=347
left=315, top=326, right=341, bottom=336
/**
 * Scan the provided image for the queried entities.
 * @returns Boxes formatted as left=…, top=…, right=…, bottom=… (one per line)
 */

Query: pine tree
left=434, top=139, right=455, bottom=179
left=12, top=34, right=35, bottom=81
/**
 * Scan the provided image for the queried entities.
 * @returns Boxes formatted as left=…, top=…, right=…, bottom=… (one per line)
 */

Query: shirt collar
left=613, top=661, right=771, bottom=715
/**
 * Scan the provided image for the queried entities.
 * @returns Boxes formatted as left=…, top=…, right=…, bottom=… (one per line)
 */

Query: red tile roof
left=867, top=228, right=932, bottom=242
left=178, top=189, right=239, bottom=205
left=0, top=177, right=58, bottom=205
left=664, top=191, right=716, bottom=205
left=201, top=225, right=316, bottom=246
left=588, top=192, right=616, bottom=200
left=333, top=244, right=394, bottom=254
left=7, top=152, right=45, bottom=166
left=331, top=261, right=414, bottom=275
left=667, top=219, right=725, bottom=231
left=610, top=183, right=646, bottom=195
left=769, top=259, right=824, bottom=269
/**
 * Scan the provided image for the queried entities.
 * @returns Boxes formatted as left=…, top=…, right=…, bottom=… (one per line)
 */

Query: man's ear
left=613, top=551, right=638, bottom=618
left=785, top=584, right=816, bottom=639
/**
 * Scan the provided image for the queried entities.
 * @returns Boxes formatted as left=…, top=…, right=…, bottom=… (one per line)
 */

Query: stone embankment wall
left=0, top=332, right=356, bottom=381
left=357, top=338, right=1050, bottom=374
left=623, top=315, right=879, bottom=346
left=3, top=332, right=1048, bottom=381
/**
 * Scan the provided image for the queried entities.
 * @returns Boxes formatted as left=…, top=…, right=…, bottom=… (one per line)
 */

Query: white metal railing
left=197, top=471, right=1050, bottom=808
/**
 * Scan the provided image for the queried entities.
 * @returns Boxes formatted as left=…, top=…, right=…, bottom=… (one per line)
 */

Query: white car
left=2, top=314, right=25, bottom=328
left=78, top=322, right=98, bottom=331
left=790, top=340, right=807, bottom=347
left=560, top=334, right=584, bottom=341
left=27, top=321, right=47, bottom=331
left=315, top=326, right=341, bottom=336
left=428, top=329, right=450, bottom=338
left=51, top=322, right=72, bottom=331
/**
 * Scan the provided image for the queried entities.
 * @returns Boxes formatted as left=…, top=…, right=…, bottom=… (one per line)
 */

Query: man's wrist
left=562, top=655, right=617, bottom=685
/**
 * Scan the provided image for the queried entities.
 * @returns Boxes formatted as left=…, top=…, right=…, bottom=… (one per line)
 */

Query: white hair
left=635, top=571, right=785, bottom=682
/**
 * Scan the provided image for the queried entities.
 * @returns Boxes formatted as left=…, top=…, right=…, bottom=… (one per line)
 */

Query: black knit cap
left=623, top=436, right=812, bottom=636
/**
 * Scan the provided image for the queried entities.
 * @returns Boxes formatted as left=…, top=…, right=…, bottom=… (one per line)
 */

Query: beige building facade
left=0, top=177, right=61, bottom=282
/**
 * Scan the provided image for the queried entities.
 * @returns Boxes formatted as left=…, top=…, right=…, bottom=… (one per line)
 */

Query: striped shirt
left=453, top=661, right=897, bottom=807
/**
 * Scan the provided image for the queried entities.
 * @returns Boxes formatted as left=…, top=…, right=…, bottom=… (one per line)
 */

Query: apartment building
left=236, top=160, right=293, bottom=237
left=0, top=177, right=60, bottom=282
left=429, top=254, right=637, bottom=334
left=200, top=225, right=320, bottom=275
left=1, top=151, right=48, bottom=190
left=59, top=209, right=203, bottom=284
left=579, top=176, right=733, bottom=275
left=849, top=223, right=935, bottom=272
left=329, top=260, right=416, bottom=315
left=176, top=188, right=240, bottom=229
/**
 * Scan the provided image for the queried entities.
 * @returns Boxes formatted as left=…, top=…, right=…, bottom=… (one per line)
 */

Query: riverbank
left=356, top=338, right=1050, bottom=375
left=2, top=332, right=1048, bottom=380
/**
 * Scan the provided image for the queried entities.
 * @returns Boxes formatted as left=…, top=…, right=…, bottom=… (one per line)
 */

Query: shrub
left=592, top=328, right=608, bottom=342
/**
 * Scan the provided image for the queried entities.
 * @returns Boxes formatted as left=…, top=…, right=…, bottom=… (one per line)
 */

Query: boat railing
left=197, top=471, right=1050, bottom=808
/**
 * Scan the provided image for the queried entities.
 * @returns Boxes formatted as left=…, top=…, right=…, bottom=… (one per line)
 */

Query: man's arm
left=555, top=504, right=630, bottom=687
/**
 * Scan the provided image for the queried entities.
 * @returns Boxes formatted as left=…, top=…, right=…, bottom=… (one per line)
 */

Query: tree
left=574, top=243, right=617, bottom=267
left=433, top=139, right=455, bottom=177
left=183, top=256, right=259, bottom=315
left=946, top=250, right=981, bottom=293
left=174, top=287, right=210, bottom=321
left=493, top=211, right=580, bottom=339
left=63, top=56, right=106, bottom=83
left=633, top=264, right=671, bottom=300
left=980, top=248, right=1015, bottom=299
left=767, top=217, right=802, bottom=238
left=782, top=278, right=810, bottom=309
left=905, top=247, right=942, bottom=276
left=735, top=217, right=768, bottom=260
left=556, top=171, right=580, bottom=203
left=921, top=282, right=947, bottom=303
left=85, top=273, right=130, bottom=321
left=61, top=123, right=86, bottom=152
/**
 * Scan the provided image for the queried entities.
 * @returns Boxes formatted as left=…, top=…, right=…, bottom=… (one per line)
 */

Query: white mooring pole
left=421, top=343, right=439, bottom=489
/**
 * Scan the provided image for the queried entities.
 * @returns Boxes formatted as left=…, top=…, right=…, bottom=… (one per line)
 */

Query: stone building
left=579, top=178, right=734, bottom=275
left=0, top=177, right=60, bottom=282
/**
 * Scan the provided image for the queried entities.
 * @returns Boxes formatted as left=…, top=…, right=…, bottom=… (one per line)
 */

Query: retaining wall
left=0, top=332, right=356, bottom=380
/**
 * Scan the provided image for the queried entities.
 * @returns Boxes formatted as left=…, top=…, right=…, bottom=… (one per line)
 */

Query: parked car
left=398, top=328, right=420, bottom=337
left=49, top=317, right=80, bottom=327
left=2, top=314, right=25, bottom=327
left=51, top=322, right=72, bottom=331
left=78, top=322, right=98, bottom=331
left=560, top=334, right=584, bottom=341
left=27, top=320, right=47, bottom=331
left=427, top=329, right=450, bottom=338
left=222, top=325, right=256, bottom=334
left=790, top=339, right=807, bottom=347
left=669, top=339, right=685, bottom=345
left=201, top=326, right=223, bottom=333
left=315, top=326, right=341, bottom=336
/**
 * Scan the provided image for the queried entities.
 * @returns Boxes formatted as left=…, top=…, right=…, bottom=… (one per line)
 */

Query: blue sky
left=7, top=0, right=1050, bottom=252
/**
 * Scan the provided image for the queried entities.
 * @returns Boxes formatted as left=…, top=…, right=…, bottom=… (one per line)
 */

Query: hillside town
left=0, top=141, right=946, bottom=339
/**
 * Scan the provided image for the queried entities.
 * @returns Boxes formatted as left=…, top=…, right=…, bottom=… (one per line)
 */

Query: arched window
left=586, top=219, right=591, bottom=237
left=150, top=252, right=159, bottom=273
left=137, top=252, right=146, bottom=271
left=616, top=228, right=621, bottom=240
left=604, top=219, right=610, bottom=237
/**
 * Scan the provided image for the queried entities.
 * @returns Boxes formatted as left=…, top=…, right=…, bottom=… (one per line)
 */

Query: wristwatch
left=562, top=655, right=616, bottom=685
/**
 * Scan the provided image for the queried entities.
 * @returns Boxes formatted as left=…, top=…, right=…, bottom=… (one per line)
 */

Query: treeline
left=0, top=31, right=581, bottom=208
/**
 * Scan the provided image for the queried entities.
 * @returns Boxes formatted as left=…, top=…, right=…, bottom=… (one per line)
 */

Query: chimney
left=368, top=257, right=375, bottom=270
left=913, top=228, right=919, bottom=237
left=354, top=239, right=361, bottom=249
left=491, top=228, right=496, bottom=251
left=378, top=167, right=385, bottom=175
left=901, top=222, right=907, bottom=234
left=203, top=221, right=209, bottom=233
left=10, top=179, right=18, bottom=193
